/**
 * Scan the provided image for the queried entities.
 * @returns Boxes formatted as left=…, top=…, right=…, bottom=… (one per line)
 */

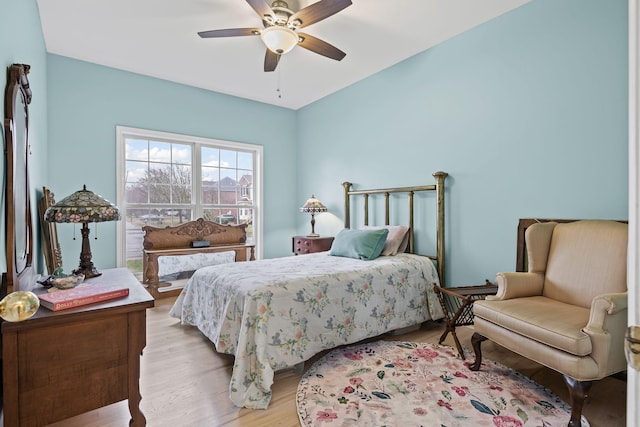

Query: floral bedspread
left=169, top=252, right=444, bottom=409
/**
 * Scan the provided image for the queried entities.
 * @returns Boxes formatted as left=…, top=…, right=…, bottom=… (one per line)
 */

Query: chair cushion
left=474, top=296, right=592, bottom=356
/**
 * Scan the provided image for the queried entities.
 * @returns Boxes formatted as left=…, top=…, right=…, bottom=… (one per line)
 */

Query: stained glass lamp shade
left=44, top=185, right=120, bottom=278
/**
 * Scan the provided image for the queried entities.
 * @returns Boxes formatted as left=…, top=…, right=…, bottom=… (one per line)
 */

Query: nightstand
left=292, top=235, right=334, bottom=255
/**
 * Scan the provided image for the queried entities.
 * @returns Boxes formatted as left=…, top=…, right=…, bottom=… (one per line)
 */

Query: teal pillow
left=329, top=228, right=389, bottom=260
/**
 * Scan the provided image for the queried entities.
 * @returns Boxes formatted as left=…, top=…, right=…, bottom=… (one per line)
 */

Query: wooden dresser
left=292, top=236, right=334, bottom=255
left=1, top=268, right=154, bottom=426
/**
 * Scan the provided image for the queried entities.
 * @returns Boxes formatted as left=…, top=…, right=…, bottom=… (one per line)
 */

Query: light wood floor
left=50, top=297, right=626, bottom=427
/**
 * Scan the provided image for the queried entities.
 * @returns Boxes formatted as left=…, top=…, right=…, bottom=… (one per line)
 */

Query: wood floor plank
left=48, top=296, right=626, bottom=427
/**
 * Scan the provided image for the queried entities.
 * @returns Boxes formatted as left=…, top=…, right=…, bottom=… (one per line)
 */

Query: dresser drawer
left=292, top=236, right=334, bottom=255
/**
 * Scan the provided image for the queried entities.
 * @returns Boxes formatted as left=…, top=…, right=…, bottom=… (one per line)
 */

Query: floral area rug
left=297, top=341, right=584, bottom=427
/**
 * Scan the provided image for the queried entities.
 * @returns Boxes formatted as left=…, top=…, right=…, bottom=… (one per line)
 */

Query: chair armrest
left=583, top=292, right=628, bottom=376
left=584, top=292, right=628, bottom=333
left=486, top=272, right=544, bottom=301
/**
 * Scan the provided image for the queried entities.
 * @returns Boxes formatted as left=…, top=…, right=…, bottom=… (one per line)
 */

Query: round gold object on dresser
left=0, top=291, right=40, bottom=322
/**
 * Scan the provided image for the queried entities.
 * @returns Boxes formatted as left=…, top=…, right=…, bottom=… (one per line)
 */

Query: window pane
left=220, top=149, right=236, bottom=168
left=172, top=144, right=192, bottom=165
left=172, top=185, right=191, bottom=204
left=126, top=139, right=149, bottom=161
left=149, top=184, right=171, bottom=203
left=202, top=183, right=218, bottom=204
left=149, top=141, right=171, bottom=163
left=147, top=164, right=171, bottom=183
left=238, top=171, right=253, bottom=201
left=219, top=169, right=237, bottom=205
left=238, top=206, right=253, bottom=225
left=126, top=160, right=147, bottom=183
left=159, top=208, right=192, bottom=226
left=202, top=147, right=219, bottom=167
left=125, top=161, right=149, bottom=204
left=202, top=166, right=218, bottom=182
left=138, top=210, right=165, bottom=225
left=238, top=151, right=253, bottom=170
left=171, top=165, right=192, bottom=186
left=204, top=208, right=238, bottom=225
left=125, top=182, right=148, bottom=204
left=220, top=168, right=235, bottom=182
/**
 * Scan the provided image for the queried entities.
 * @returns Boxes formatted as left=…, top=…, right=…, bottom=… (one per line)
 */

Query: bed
left=169, top=172, right=448, bottom=409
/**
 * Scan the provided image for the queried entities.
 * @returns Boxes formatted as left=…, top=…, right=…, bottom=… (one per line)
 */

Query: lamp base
left=75, top=222, right=102, bottom=279
left=73, top=266, right=102, bottom=279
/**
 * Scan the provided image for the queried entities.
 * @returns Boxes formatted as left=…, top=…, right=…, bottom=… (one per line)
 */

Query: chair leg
left=469, top=332, right=487, bottom=371
left=450, top=328, right=466, bottom=360
left=438, top=327, right=450, bottom=345
left=563, top=375, right=592, bottom=427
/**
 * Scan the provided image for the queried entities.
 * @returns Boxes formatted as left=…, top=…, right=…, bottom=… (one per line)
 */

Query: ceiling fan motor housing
left=266, top=1, right=294, bottom=27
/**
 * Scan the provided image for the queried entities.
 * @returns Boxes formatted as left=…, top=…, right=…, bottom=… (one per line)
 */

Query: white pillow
left=396, top=229, right=410, bottom=254
left=359, top=225, right=409, bottom=256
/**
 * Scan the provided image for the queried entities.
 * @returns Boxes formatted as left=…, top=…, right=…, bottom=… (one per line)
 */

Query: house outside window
left=115, top=126, right=263, bottom=278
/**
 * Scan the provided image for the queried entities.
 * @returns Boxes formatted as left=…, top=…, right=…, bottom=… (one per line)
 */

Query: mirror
left=3, top=64, right=34, bottom=294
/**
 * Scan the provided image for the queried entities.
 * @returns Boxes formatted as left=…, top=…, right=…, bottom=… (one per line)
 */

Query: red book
left=38, top=282, right=130, bottom=311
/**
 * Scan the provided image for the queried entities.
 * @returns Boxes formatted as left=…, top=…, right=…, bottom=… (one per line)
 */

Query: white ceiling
left=37, top=0, right=530, bottom=110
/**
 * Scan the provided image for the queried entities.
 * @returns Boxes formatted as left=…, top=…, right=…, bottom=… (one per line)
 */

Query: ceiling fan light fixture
left=261, top=26, right=298, bottom=55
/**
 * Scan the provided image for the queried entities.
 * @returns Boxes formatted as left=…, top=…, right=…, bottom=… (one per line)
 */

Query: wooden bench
left=142, top=218, right=255, bottom=299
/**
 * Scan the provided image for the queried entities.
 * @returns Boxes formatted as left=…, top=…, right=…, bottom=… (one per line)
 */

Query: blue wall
left=297, top=0, right=629, bottom=286
left=0, top=0, right=49, bottom=275
left=0, top=0, right=630, bottom=289
left=46, top=55, right=298, bottom=270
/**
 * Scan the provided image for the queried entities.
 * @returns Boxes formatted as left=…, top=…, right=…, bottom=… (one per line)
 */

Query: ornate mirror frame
left=38, top=187, right=62, bottom=275
left=3, top=64, right=34, bottom=294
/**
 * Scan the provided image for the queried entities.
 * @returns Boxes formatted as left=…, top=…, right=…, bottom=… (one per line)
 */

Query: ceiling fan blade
left=198, top=28, right=261, bottom=38
left=264, top=49, right=281, bottom=72
left=297, top=33, right=346, bottom=61
left=289, top=0, right=352, bottom=29
left=246, top=0, right=275, bottom=21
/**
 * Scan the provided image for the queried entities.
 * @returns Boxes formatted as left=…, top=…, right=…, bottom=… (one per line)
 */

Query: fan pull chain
left=277, top=66, right=283, bottom=99
left=73, top=223, right=76, bottom=240
left=95, top=222, right=98, bottom=240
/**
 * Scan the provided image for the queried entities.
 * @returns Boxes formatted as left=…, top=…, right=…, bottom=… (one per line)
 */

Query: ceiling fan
left=198, top=0, right=352, bottom=72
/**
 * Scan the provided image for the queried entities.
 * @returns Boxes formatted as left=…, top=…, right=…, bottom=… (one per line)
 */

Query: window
left=116, top=126, right=263, bottom=278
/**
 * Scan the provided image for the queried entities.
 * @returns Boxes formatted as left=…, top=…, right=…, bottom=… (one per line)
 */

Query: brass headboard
left=342, top=171, right=448, bottom=285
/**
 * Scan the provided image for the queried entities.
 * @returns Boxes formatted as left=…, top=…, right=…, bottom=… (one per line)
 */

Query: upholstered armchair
left=470, top=220, right=628, bottom=427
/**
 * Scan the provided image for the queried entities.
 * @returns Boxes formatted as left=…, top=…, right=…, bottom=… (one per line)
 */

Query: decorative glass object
left=0, top=291, right=40, bottom=322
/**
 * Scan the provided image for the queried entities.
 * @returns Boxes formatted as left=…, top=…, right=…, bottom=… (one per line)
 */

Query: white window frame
left=628, top=0, right=639, bottom=422
left=115, top=126, right=264, bottom=268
